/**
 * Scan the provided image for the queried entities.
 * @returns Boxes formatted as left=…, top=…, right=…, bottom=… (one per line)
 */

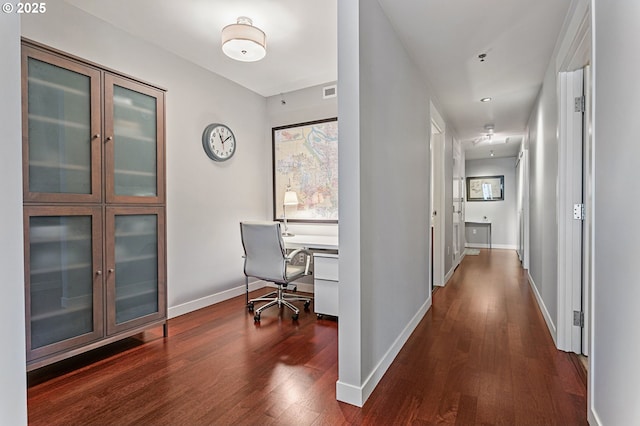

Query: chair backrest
left=240, top=221, right=287, bottom=283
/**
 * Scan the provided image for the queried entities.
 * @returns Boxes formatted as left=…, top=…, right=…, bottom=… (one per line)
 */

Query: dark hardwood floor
left=27, top=249, right=587, bottom=425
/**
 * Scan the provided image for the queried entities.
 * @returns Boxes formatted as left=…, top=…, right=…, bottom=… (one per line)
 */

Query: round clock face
left=202, top=123, right=236, bottom=161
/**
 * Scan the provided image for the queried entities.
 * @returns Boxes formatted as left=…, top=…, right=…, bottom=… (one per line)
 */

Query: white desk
left=284, top=234, right=339, bottom=317
left=283, top=234, right=339, bottom=250
left=465, top=221, right=492, bottom=249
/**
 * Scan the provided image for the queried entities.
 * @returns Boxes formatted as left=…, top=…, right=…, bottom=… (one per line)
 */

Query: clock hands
left=217, top=134, right=232, bottom=150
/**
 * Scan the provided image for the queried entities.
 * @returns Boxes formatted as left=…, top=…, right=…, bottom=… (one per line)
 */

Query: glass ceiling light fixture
left=480, top=97, right=492, bottom=103
left=221, top=16, right=266, bottom=62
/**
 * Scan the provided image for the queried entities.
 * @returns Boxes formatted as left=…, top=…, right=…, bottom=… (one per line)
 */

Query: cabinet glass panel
left=113, top=85, right=157, bottom=197
left=27, top=58, right=92, bottom=194
left=114, top=214, right=158, bottom=323
left=29, top=216, right=93, bottom=349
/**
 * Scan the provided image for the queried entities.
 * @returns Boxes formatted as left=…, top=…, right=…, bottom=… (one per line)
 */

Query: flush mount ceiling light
left=480, top=97, right=492, bottom=103
left=221, top=16, right=266, bottom=62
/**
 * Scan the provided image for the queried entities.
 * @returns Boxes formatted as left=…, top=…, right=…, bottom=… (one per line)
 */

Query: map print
left=274, top=119, right=338, bottom=221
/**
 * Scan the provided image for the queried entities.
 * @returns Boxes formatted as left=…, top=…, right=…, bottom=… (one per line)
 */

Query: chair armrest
left=286, top=248, right=312, bottom=275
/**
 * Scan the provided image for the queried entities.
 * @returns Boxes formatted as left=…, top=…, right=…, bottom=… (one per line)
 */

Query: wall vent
left=323, top=84, right=337, bottom=99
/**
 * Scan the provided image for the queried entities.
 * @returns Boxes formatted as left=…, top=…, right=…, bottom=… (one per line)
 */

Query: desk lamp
left=282, top=187, right=298, bottom=236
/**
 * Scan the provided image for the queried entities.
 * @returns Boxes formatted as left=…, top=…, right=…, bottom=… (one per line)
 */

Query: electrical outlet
left=298, top=253, right=305, bottom=263
left=472, top=229, right=477, bottom=234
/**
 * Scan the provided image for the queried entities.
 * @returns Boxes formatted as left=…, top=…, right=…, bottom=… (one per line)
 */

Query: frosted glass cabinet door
left=25, top=207, right=103, bottom=361
left=104, top=74, right=165, bottom=204
left=22, top=46, right=102, bottom=203
left=106, top=207, right=166, bottom=334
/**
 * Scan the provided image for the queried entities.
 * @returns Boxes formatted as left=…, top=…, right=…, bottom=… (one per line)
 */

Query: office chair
left=240, top=221, right=312, bottom=322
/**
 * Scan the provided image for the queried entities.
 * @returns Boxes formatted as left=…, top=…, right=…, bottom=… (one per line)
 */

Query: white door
left=430, top=127, right=444, bottom=287
left=516, top=149, right=528, bottom=266
left=452, top=139, right=463, bottom=264
left=582, top=64, right=592, bottom=356
left=558, top=67, right=585, bottom=354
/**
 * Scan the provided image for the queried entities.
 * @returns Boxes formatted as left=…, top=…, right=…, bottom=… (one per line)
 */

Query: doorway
left=558, top=66, right=590, bottom=356
left=430, top=103, right=445, bottom=289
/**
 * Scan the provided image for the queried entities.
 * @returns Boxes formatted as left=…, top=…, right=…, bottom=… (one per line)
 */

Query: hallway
left=362, top=249, right=587, bottom=424
left=27, top=249, right=587, bottom=425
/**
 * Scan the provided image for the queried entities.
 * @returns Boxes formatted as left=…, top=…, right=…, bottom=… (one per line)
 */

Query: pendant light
left=221, top=16, right=266, bottom=62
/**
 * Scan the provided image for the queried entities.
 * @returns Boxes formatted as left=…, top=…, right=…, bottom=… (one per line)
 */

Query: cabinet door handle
left=96, top=270, right=102, bottom=276
left=106, top=136, right=113, bottom=141
left=93, top=133, right=101, bottom=139
left=108, top=268, right=115, bottom=273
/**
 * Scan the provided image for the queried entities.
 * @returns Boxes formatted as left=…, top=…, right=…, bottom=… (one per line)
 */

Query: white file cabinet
left=313, top=253, right=339, bottom=317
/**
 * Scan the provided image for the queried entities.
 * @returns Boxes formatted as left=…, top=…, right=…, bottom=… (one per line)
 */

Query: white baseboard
left=335, top=380, right=363, bottom=407
left=442, top=253, right=464, bottom=286
left=168, top=279, right=266, bottom=319
left=292, top=282, right=314, bottom=294
left=527, top=271, right=557, bottom=344
left=168, top=279, right=315, bottom=319
left=336, top=295, right=432, bottom=407
left=589, top=407, right=602, bottom=426
left=465, top=243, right=517, bottom=250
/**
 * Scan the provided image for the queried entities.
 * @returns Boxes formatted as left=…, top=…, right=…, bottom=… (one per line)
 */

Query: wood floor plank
left=27, top=249, right=587, bottom=425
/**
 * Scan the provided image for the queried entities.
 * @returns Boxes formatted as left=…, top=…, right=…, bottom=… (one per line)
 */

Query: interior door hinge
left=573, top=310, right=584, bottom=327
left=573, top=203, right=585, bottom=220
left=574, top=96, right=585, bottom=113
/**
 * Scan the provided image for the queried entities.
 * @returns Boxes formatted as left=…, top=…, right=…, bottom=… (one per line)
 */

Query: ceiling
left=65, top=0, right=572, bottom=159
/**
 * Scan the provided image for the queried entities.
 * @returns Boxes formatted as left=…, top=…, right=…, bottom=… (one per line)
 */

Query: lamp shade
left=283, top=190, right=299, bottom=206
left=221, top=17, right=266, bottom=62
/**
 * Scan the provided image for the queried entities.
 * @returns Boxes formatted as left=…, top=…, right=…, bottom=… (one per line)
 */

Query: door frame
left=557, top=68, right=584, bottom=354
left=430, top=102, right=446, bottom=287
left=556, top=3, right=591, bottom=355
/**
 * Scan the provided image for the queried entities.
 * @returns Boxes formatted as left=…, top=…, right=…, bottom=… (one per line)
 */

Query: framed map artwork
left=272, top=118, right=338, bottom=223
left=466, top=175, right=504, bottom=201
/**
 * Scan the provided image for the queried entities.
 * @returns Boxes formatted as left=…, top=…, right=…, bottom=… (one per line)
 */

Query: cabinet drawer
left=314, top=279, right=339, bottom=317
left=313, top=253, right=339, bottom=281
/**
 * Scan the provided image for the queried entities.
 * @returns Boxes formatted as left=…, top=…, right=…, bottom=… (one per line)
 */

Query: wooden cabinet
left=104, top=74, right=165, bottom=204
left=105, top=207, right=166, bottom=335
left=22, top=45, right=102, bottom=203
left=21, top=40, right=167, bottom=370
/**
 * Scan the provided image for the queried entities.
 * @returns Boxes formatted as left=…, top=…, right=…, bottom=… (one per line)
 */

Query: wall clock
left=202, top=123, right=236, bottom=161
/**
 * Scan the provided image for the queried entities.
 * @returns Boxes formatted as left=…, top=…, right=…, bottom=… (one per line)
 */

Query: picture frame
left=272, top=118, right=339, bottom=223
left=466, top=175, right=504, bottom=201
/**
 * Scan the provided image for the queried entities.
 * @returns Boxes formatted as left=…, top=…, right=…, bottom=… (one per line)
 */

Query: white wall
left=592, top=1, right=640, bottom=424
left=526, top=61, right=560, bottom=332
left=0, top=12, right=28, bottom=426
left=21, top=1, right=270, bottom=316
left=465, top=157, right=518, bottom=249
left=266, top=82, right=338, bottom=237
left=337, top=0, right=434, bottom=406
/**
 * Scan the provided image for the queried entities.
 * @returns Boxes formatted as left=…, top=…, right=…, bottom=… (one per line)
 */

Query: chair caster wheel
left=254, top=313, right=260, bottom=322
left=304, top=301, right=310, bottom=310
left=247, top=302, right=254, bottom=312
left=292, top=313, right=299, bottom=321
left=317, top=314, right=323, bottom=320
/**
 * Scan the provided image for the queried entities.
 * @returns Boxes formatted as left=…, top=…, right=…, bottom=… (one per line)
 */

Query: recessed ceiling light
left=481, top=97, right=492, bottom=103
left=490, top=150, right=494, bottom=157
